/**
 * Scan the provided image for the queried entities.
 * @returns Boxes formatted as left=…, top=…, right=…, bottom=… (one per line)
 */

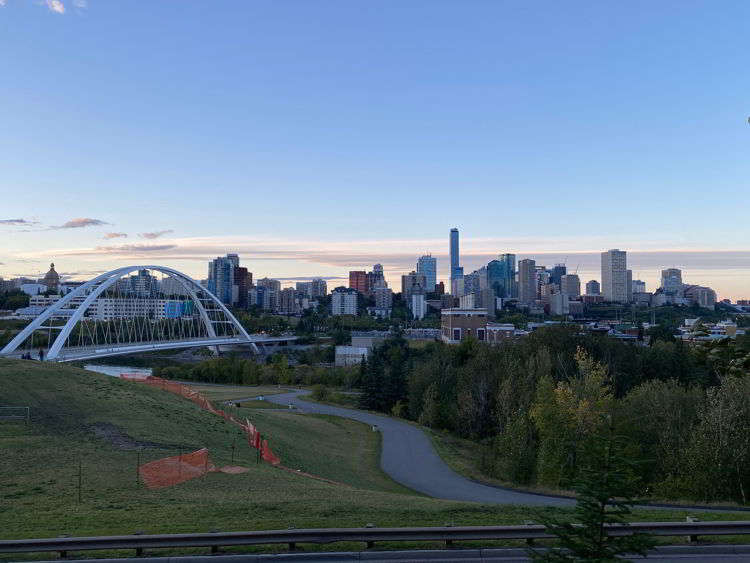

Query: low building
left=441, top=308, right=488, bottom=343
left=486, top=322, right=515, bottom=343
left=335, top=345, right=369, bottom=366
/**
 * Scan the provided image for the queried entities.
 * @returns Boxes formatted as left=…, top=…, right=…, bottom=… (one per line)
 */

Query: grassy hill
left=0, top=359, right=740, bottom=550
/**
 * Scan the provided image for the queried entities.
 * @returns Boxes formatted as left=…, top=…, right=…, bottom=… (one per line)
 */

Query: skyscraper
left=348, top=271, right=368, bottom=293
left=518, top=259, right=537, bottom=304
left=560, top=274, right=581, bottom=298
left=550, top=264, right=567, bottom=286
left=208, top=254, right=238, bottom=305
left=601, top=249, right=627, bottom=303
left=487, top=254, right=517, bottom=298
left=417, top=254, right=437, bottom=292
left=450, top=228, right=461, bottom=281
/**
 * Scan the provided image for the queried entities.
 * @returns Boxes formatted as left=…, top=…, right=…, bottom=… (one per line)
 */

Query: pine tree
left=530, top=416, right=655, bottom=562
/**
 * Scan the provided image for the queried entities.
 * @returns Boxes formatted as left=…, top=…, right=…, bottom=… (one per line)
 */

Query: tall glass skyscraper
left=486, top=253, right=517, bottom=299
left=450, top=228, right=461, bottom=281
left=417, top=254, right=437, bottom=292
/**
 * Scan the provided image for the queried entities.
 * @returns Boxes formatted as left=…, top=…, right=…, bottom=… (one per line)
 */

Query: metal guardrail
left=1, top=521, right=749, bottom=557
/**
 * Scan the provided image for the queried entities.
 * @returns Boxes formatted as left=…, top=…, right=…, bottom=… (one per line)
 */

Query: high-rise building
left=601, top=249, right=628, bottom=303
left=368, top=264, right=385, bottom=290
left=560, top=274, right=581, bottom=298
left=296, top=278, right=327, bottom=298
left=278, top=287, right=297, bottom=314
left=233, top=266, right=251, bottom=307
left=208, top=254, right=239, bottom=305
left=550, top=264, right=567, bottom=286
left=450, top=228, right=461, bottom=281
left=331, top=287, right=358, bottom=316
left=348, top=271, right=368, bottom=294
left=518, top=259, right=537, bottom=304
left=631, top=279, right=646, bottom=294
left=487, top=254, right=517, bottom=298
left=417, top=254, right=437, bottom=292
left=256, top=277, right=281, bottom=292
left=248, top=286, right=277, bottom=311
left=626, top=269, right=633, bottom=303
left=411, top=285, right=427, bottom=320
left=374, top=284, right=393, bottom=312
left=401, top=271, right=427, bottom=306
left=585, top=280, right=601, bottom=295
left=661, top=268, right=683, bottom=295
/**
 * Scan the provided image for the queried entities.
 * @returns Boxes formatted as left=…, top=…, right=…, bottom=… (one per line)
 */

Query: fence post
left=136, top=451, right=140, bottom=490
left=686, top=516, right=700, bottom=543
left=231, top=437, right=236, bottom=464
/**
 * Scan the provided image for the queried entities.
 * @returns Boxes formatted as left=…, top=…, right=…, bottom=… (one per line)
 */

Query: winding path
left=266, top=389, right=575, bottom=507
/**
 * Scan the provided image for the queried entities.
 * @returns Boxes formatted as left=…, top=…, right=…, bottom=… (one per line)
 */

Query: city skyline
left=1, top=1, right=748, bottom=299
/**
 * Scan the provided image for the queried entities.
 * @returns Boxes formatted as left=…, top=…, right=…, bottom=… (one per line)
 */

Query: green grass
left=186, top=384, right=285, bottom=403
left=0, top=359, right=744, bottom=556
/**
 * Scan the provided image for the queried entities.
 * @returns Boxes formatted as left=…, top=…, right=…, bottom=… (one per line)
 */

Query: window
left=477, top=329, right=485, bottom=341
left=452, top=328, right=461, bottom=341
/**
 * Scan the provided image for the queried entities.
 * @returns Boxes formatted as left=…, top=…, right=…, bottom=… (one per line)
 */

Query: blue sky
left=1, top=1, right=748, bottom=298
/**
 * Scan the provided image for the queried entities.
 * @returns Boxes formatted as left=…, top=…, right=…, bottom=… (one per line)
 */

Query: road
left=266, top=389, right=575, bottom=507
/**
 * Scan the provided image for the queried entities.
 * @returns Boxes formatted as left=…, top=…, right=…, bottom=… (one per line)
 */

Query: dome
left=43, top=262, right=60, bottom=290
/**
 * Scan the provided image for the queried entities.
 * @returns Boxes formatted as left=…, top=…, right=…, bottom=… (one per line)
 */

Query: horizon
left=1, top=1, right=748, bottom=300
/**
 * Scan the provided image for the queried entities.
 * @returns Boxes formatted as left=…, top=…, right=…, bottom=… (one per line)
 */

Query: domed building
left=43, top=263, right=60, bottom=291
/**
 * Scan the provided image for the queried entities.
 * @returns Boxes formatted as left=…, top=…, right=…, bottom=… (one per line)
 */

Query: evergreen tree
left=530, top=417, right=655, bottom=562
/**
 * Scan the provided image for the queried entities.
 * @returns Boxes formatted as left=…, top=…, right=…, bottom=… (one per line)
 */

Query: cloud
left=0, top=1, right=6, bottom=7
left=46, top=0, right=65, bottom=13
left=94, top=244, right=178, bottom=253
left=0, top=218, right=36, bottom=226
left=103, top=232, right=128, bottom=240
left=52, top=218, right=109, bottom=229
left=274, top=276, right=343, bottom=281
left=73, top=0, right=86, bottom=8
left=140, top=230, right=174, bottom=240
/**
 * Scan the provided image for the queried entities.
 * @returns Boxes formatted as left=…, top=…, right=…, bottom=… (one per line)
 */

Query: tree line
left=358, top=325, right=750, bottom=504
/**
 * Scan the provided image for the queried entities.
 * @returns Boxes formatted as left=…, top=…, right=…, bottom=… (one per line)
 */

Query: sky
left=0, top=1, right=748, bottom=299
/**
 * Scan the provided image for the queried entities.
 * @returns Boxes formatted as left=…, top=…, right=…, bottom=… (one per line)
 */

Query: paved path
left=267, top=390, right=575, bottom=507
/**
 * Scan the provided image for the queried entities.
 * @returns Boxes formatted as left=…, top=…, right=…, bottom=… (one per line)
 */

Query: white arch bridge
left=0, top=266, right=296, bottom=362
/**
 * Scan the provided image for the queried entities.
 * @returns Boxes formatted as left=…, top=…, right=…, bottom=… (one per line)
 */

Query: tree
left=531, top=418, right=655, bottom=562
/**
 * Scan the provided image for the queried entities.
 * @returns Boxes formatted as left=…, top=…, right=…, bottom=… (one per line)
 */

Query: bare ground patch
left=90, top=422, right=167, bottom=450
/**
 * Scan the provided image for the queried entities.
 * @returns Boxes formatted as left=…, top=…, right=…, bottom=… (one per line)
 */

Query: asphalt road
left=266, top=389, right=574, bottom=507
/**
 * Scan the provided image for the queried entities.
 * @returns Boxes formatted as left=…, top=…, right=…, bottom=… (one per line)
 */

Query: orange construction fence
left=121, top=374, right=281, bottom=466
left=139, top=448, right=249, bottom=489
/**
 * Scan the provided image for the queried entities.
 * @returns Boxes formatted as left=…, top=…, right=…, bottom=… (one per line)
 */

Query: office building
left=256, top=277, right=281, bottom=292
left=585, top=280, right=601, bottom=295
left=626, top=269, right=633, bottom=303
left=518, top=259, right=537, bottom=304
left=348, top=271, right=368, bottom=294
left=601, top=249, right=628, bottom=303
left=661, top=268, right=683, bottom=295
left=550, top=264, right=567, bottom=286
left=487, top=254, right=517, bottom=298
left=401, top=270, right=427, bottom=306
left=331, top=287, right=358, bottom=316
left=631, top=279, right=646, bottom=294
left=560, top=274, right=581, bottom=298
left=450, top=228, right=461, bottom=281
left=233, top=266, right=251, bottom=307
left=296, top=278, right=327, bottom=298
left=417, top=254, right=437, bottom=292
left=368, top=264, right=385, bottom=290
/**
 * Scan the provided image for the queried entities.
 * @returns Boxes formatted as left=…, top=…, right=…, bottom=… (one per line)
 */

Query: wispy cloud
left=103, top=232, right=128, bottom=240
left=140, top=230, right=174, bottom=240
left=46, top=0, right=65, bottom=13
left=0, top=218, right=37, bottom=226
left=52, top=218, right=109, bottom=230
left=0, top=1, right=7, bottom=7
left=94, top=244, right=178, bottom=253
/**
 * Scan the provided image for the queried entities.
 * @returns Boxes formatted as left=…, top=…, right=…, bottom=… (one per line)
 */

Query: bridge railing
left=1, top=521, right=748, bottom=557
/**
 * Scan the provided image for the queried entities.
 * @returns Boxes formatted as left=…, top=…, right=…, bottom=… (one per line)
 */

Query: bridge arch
left=0, top=265, right=254, bottom=361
